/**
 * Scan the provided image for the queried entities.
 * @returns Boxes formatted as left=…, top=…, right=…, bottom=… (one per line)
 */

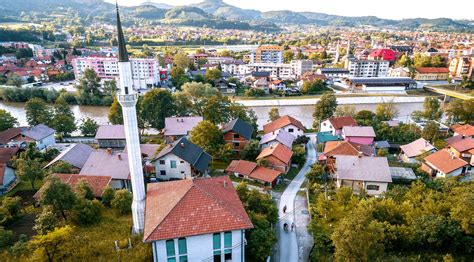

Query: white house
left=400, top=138, right=436, bottom=163
left=334, top=155, right=392, bottom=196
left=153, top=137, right=211, bottom=181
left=263, top=115, right=305, bottom=137
left=320, top=116, right=358, bottom=136
left=143, top=176, right=253, bottom=262
left=421, top=149, right=468, bottom=178
left=0, top=125, right=56, bottom=150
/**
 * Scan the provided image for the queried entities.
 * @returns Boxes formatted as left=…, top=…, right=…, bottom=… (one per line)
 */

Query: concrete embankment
left=235, top=96, right=426, bottom=107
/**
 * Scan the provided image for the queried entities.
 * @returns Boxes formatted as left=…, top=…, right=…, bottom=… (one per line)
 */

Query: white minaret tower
left=115, top=3, right=145, bottom=234
left=334, top=41, right=340, bottom=63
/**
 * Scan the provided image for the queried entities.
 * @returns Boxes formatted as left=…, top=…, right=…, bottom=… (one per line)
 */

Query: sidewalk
left=295, top=193, right=313, bottom=261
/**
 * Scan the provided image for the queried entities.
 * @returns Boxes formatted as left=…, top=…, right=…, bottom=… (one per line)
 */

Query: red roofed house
left=256, top=143, right=293, bottom=173
left=451, top=124, right=474, bottom=138
left=225, top=160, right=281, bottom=187
left=445, top=135, right=474, bottom=167
left=143, top=176, right=253, bottom=262
left=368, top=49, right=396, bottom=61
left=421, top=149, right=468, bottom=178
left=320, top=116, right=358, bottom=136
left=414, top=67, right=449, bottom=81
left=341, top=126, right=376, bottom=145
left=263, top=115, right=305, bottom=137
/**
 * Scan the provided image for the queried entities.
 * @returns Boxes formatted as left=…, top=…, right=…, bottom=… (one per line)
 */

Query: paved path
left=278, top=134, right=317, bottom=262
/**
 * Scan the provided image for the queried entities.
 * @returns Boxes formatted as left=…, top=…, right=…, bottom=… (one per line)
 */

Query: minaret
left=115, top=3, right=145, bottom=234
left=334, top=41, right=340, bottom=64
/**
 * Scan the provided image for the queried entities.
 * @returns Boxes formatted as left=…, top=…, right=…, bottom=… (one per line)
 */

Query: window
left=170, top=161, right=177, bottom=169
left=159, top=160, right=165, bottom=165
left=213, top=233, right=221, bottom=262
left=224, top=232, right=232, bottom=261
left=288, top=128, right=294, bottom=133
left=233, top=142, right=240, bottom=147
left=166, top=240, right=176, bottom=262
left=180, top=161, right=184, bottom=164
left=160, top=170, right=166, bottom=176
left=178, top=238, right=188, bottom=262
left=233, top=134, right=240, bottom=139
left=366, top=185, right=380, bottom=191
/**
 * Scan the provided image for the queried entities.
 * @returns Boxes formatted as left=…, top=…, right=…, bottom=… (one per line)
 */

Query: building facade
left=251, top=45, right=284, bottom=63
left=345, top=58, right=390, bottom=77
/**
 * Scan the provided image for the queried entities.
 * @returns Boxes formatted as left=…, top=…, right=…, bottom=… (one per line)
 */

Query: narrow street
left=278, top=134, right=317, bottom=262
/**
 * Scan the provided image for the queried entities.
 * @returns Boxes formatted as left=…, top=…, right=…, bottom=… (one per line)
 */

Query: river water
left=0, top=101, right=423, bottom=129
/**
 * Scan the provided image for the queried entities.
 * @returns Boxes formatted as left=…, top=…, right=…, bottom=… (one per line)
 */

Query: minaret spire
left=116, top=1, right=129, bottom=62
left=115, top=2, right=146, bottom=234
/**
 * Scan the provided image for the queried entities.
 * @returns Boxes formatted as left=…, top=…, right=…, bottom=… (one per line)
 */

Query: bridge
left=424, top=85, right=474, bottom=101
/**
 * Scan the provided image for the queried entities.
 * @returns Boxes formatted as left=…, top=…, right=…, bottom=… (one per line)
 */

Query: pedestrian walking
left=291, top=222, right=295, bottom=232
left=283, top=205, right=287, bottom=213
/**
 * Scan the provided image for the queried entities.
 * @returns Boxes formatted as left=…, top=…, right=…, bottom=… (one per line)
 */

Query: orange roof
left=328, top=116, right=358, bottom=130
left=257, top=143, right=293, bottom=164
left=249, top=166, right=281, bottom=183
left=424, top=149, right=467, bottom=174
left=324, top=141, right=344, bottom=154
left=34, top=174, right=112, bottom=199
left=415, top=67, right=449, bottom=74
left=225, top=160, right=258, bottom=175
left=263, top=115, right=305, bottom=134
left=144, top=176, right=253, bottom=242
left=452, top=124, right=474, bottom=137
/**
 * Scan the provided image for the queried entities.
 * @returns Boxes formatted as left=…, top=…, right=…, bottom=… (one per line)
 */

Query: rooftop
left=327, top=116, right=358, bottom=130
left=424, top=149, right=468, bottom=174
left=257, top=143, right=293, bottom=165
left=95, top=125, right=125, bottom=140
left=164, top=117, right=203, bottom=137
left=259, top=129, right=295, bottom=149
left=222, top=118, right=254, bottom=140
left=154, top=137, right=211, bottom=173
left=21, top=124, right=55, bottom=141
left=400, top=138, right=436, bottom=158
left=335, top=156, right=392, bottom=183
left=44, top=144, right=95, bottom=169
left=342, top=126, right=376, bottom=138
left=263, top=115, right=305, bottom=134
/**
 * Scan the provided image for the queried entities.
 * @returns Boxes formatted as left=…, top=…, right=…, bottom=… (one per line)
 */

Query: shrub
left=75, top=180, right=94, bottom=200
left=101, top=186, right=115, bottom=207
left=71, top=198, right=103, bottom=226
left=0, top=226, right=14, bottom=249
left=245, top=88, right=266, bottom=97
left=111, top=190, right=132, bottom=215
left=33, top=206, right=59, bottom=235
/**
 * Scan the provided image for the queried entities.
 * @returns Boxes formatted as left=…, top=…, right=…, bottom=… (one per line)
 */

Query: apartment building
left=290, top=60, right=314, bottom=77
left=251, top=45, right=284, bottom=63
left=72, top=57, right=162, bottom=88
left=449, top=56, right=473, bottom=80
left=345, top=57, right=390, bottom=77
left=243, top=63, right=293, bottom=79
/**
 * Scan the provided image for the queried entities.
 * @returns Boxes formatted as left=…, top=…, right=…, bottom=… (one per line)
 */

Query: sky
left=110, top=0, right=474, bottom=20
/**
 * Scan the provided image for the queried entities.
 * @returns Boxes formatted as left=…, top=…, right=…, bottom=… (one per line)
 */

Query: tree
left=101, top=186, right=115, bottom=207
left=412, top=97, right=443, bottom=121
left=173, top=92, right=193, bottom=117
left=0, top=109, right=18, bottom=131
left=205, top=68, right=222, bottom=82
left=334, top=105, right=357, bottom=118
left=29, top=225, right=74, bottom=262
left=111, top=189, right=132, bottom=215
left=108, top=97, right=123, bottom=125
left=202, top=94, right=235, bottom=124
left=173, top=52, right=191, bottom=69
left=355, top=110, right=376, bottom=126
left=241, top=140, right=260, bottom=161
left=140, top=89, right=176, bottom=130
left=180, top=82, right=219, bottom=116
left=39, top=177, right=77, bottom=220
left=306, top=164, right=327, bottom=185
left=75, top=179, right=94, bottom=200
left=189, top=120, right=224, bottom=157
left=301, top=79, right=328, bottom=94
left=79, top=117, right=98, bottom=137
left=313, top=92, right=337, bottom=127
left=71, top=198, right=102, bottom=226
left=268, top=107, right=280, bottom=121
left=75, top=68, right=102, bottom=97
left=422, top=121, right=439, bottom=143
left=16, top=158, right=44, bottom=190
left=375, top=101, right=399, bottom=121
left=6, top=75, right=24, bottom=87
left=283, top=50, right=294, bottom=63
left=292, top=145, right=306, bottom=167
left=25, top=98, right=52, bottom=126
left=0, top=226, right=13, bottom=249
left=49, top=162, right=74, bottom=174
left=51, top=97, right=76, bottom=137
left=445, top=99, right=474, bottom=124
left=103, top=80, right=117, bottom=97
left=33, top=206, right=59, bottom=235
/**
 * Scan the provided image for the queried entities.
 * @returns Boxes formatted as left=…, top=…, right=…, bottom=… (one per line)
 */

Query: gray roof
left=390, top=167, right=417, bottom=180
left=95, top=125, right=125, bottom=140
left=164, top=117, right=203, bottom=137
left=259, top=129, right=295, bottom=149
left=347, top=77, right=417, bottom=85
left=80, top=150, right=130, bottom=180
left=252, top=71, right=270, bottom=78
left=222, top=118, right=254, bottom=140
left=335, top=156, right=392, bottom=183
left=320, top=68, right=350, bottom=73
left=21, top=124, right=55, bottom=140
left=44, top=144, right=95, bottom=169
left=342, top=126, right=376, bottom=138
left=154, top=137, right=211, bottom=173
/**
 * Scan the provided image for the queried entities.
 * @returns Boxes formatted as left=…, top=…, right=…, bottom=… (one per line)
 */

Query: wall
left=264, top=155, right=288, bottom=173
left=363, top=181, right=388, bottom=196
left=344, top=136, right=374, bottom=145
left=224, top=131, right=248, bottom=153
left=155, top=154, right=192, bottom=181
left=280, top=124, right=304, bottom=137
left=98, top=139, right=126, bottom=149
left=152, top=230, right=244, bottom=262
left=319, top=120, right=336, bottom=135
left=36, top=134, right=55, bottom=150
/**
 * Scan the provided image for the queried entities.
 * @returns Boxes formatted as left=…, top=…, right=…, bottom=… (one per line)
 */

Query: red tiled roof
left=249, top=166, right=281, bottom=183
left=263, top=115, right=305, bottom=134
left=446, top=136, right=474, bottom=153
left=452, top=124, right=474, bottom=137
left=323, top=141, right=374, bottom=157
left=34, top=173, right=112, bottom=199
left=143, top=176, right=253, bottom=242
left=415, top=67, right=449, bottom=74
left=424, top=149, right=467, bottom=174
left=328, top=116, right=358, bottom=130
left=225, top=160, right=257, bottom=176
left=257, top=143, right=293, bottom=164
left=0, top=147, right=20, bottom=164
left=0, top=128, right=22, bottom=144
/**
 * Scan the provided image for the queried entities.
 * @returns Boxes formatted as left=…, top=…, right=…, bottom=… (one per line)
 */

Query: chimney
left=223, top=181, right=228, bottom=188
left=180, top=142, right=185, bottom=148
left=462, top=135, right=465, bottom=139
left=118, top=153, right=122, bottom=160
left=107, top=148, right=113, bottom=155
left=358, top=151, right=363, bottom=158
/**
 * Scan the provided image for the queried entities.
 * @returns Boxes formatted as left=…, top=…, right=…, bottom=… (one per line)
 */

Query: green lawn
left=272, top=167, right=301, bottom=193
left=211, top=159, right=230, bottom=170
left=6, top=179, right=43, bottom=197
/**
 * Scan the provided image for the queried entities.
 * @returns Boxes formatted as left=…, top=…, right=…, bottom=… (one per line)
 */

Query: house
left=319, top=141, right=375, bottom=169
left=153, top=137, right=211, bottom=181
left=316, top=131, right=340, bottom=143
left=414, top=67, right=449, bottom=81
left=34, top=173, right=112, bottom=200
left=451, top=124, right=474, bottom=138
left=320, top=116, right=358, bottom=136
left=445, top=135, right=474, bottom=167
left=95, top=125, right=126, bottom=149
left=225, top=160, right=281, bottom=187
left=124, top=144, right=161, bottom=174
left=80, top=149, right=132, bottom=189
left=341, top=126, right=376, bottom=145
left=400, top=138, right=437, bottom=163
left=421, top=149, right=468, bottom=178
left=0, top=125, right=55, bottom=150
left=222, top=118, right=254, bottom=157
left=143, top=176, right=253, bottom=262
left=44, top=144, right=95, bottom=172
left=256, top=143, right=293, bottom=174
left=0, top=147, right=20, bottom=195
left=263, top=115, right=305, bottom=137
left=259, top=129, right=295, bottom=150
left=163, top=117, right=203, bottom=144
left=334, top=156, right=392, bottom=196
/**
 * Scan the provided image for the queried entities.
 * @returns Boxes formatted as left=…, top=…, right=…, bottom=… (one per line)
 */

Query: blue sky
left=110, top=0, right=474, bottom=20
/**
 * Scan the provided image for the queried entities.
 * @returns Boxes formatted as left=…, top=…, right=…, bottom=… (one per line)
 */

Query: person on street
left=291, top=222, right=295, bottom=232
left=283, top=223, right=288, bottom=232
left=283, top=205, right=287, bottom=213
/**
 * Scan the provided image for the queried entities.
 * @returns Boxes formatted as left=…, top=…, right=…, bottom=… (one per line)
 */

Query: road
left=278, top=134, right=317, bottom=262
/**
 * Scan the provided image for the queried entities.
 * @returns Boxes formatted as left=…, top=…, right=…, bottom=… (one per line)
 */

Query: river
left=0, top=100, right=424, bottom=129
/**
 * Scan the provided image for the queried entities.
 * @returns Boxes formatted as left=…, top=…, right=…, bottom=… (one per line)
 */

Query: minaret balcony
left=118, top=93, right=138, bottom=107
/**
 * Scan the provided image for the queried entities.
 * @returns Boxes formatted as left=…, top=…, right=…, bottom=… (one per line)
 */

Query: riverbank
left=235, top=96, right=427, bottom=107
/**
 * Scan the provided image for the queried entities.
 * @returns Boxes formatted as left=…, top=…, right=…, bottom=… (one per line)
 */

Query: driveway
left=278, top=134, right=317, bottom=262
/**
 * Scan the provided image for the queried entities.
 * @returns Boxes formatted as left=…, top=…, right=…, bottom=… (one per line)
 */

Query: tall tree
left=422, top=121, right=439, bottom=143
left=173, top=52, right=191, bottom=69
left=412, top=97, right=443, bottom=121
left=375, top=101, right=399, bottom=121
left=445, top=99, right=474, bottom=124
left=75, top=68, right=102, bottom=96
left=25, top=98, right=52, bottom=126
left=205, top=68, right=222, bottom=82
left=313, top=92, right=337, bottom=127
left=29, top=225, right=74, bottom=261
left=0, top=109, right=18, bottom=131
left=51, top=97, right=76, bottom=137
left=16, top=159, right=44, bottom=190
left=79, top=117, right=98, bottom=137
left=140, top=89, right=176, bottom=130
left=189, top=120, right=224, bottom=157
left=39, top=177, right=77, bottom=220
left=268, top=107, right=280, bottom=121
left=108, top=97, right=123, bottom=125
left=180, top=82, right=219, bottom=116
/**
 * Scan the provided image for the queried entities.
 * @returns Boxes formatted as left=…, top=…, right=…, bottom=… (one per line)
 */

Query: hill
left=194, top=0, right=261, bottom=21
